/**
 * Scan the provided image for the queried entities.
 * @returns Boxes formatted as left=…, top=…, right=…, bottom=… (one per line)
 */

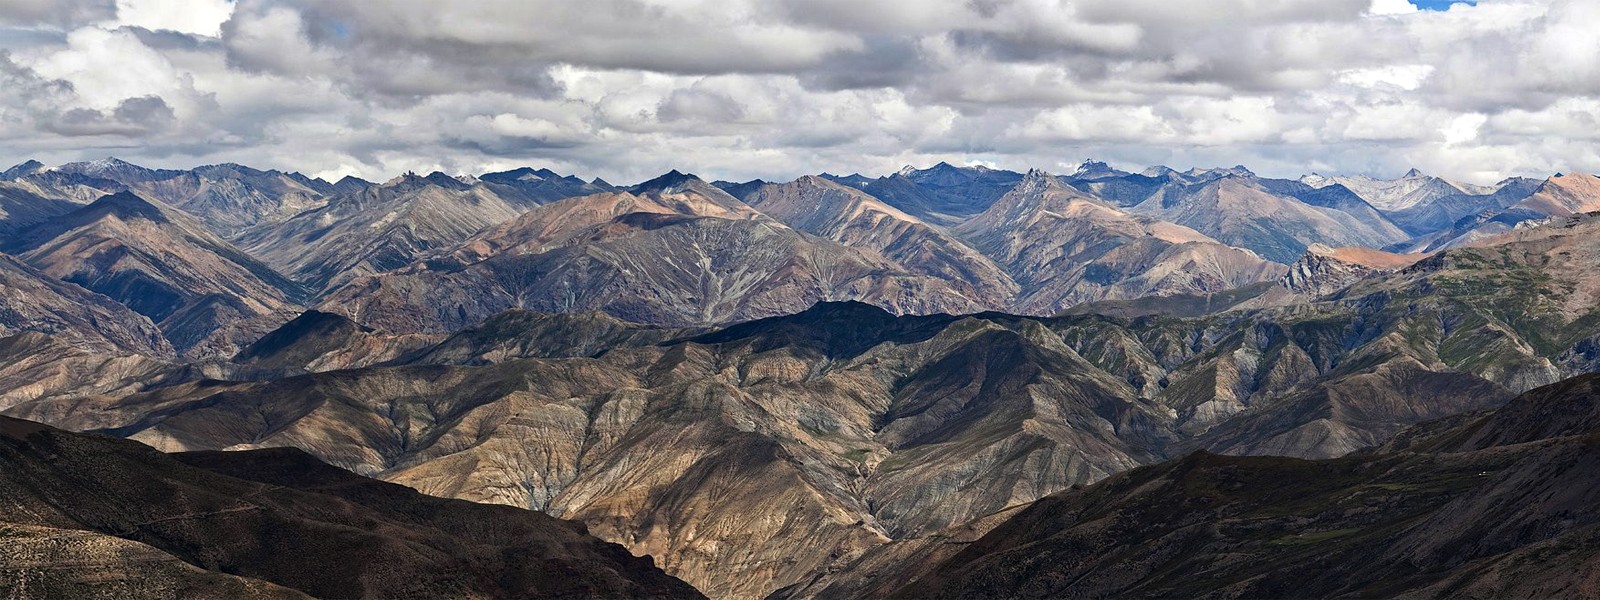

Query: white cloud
left=115, top=0, right=233, bottom=37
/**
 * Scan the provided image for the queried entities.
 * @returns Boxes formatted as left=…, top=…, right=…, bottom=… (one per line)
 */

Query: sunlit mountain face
left=1, top=1, right=1597, bottom=598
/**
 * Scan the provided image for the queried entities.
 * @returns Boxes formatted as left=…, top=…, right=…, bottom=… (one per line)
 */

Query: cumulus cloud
left=0, top=0, right=1592, bottom=185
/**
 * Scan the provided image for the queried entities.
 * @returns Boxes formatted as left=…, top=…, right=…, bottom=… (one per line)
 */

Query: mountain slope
left=1130, top=175, right=1410, bottom=262
left=237, top=172, right=523, bottom=293
left=1414, top=173, right=1600, bottom=251
left=0, top=181, right=85, bottom=237
left=0, top=415, right=702, bottom=599
left=954, top=170, right=1283, bottom=314
left=868, top=372, right=1600, bottom=599
left=477, top=166, right=616, bottom=206
left=744, top=175, right=1017, bottom=307
left=1, top=192, right=304, bottom=355
left=836, top=162, right=1022, bottom=226
left=16, top=279, right=1576, bottom=595
left=315, top=175, right=995, bottom=333
left=127, top=163, right=334, bottom=237
left=0, top=253, right=172, bottom=356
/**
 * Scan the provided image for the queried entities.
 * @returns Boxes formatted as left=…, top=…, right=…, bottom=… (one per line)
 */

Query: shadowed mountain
left=834, top=162, right=1022, bottom=226
left=228, top=310, right=438, bottom=373
left=236, top=171, right=524, bottom=293
left=710, top=177, right=769, bottom=200
left=0, top=415, right=703, bottom=599
left=0, top=192, right=305, bottom=356
left=807, top=371, right=1600, bottom=599
left=0, top=253, right=172, bottom=357
left=477, top=166, right=616, bottom=206
left=0, top=182, right=86, bottom=237
left=1306, top=170, right=1542, bottom=236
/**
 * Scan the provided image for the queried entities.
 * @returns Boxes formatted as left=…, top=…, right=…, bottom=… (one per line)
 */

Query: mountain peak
left=630, top=169, right=701, bottom=193
left=0, top=159, right=43, bottom=180
left=1071, top=159, right=1126, bottom=180
left=83, top=190, right=170, bottom=223
left=1403, top=167, right=1427, bottom=178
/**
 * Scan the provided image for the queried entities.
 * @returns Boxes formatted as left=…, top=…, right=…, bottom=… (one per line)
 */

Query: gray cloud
left=0, top=0, right=1593, bottom=186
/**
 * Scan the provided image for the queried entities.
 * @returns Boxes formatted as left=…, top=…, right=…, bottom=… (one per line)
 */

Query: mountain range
left=2, top=156, right=1600, bottom=597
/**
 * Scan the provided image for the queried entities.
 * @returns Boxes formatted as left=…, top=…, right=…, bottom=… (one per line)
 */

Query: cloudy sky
left=0, top=0, right=1595, bottom=184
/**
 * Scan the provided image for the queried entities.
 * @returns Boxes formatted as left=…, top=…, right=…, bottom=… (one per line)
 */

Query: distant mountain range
left=3, top=156, right=1600, bottom=598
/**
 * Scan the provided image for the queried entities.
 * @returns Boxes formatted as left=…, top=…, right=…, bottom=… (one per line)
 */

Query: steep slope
left=15, top=303, right=1176, bottom=597
left=0, top=192, right=304, bottom=355
left=1131, top=175, right=1410, bottom=262
left=0, top=181, right=85, bottom=237
left=1383, top=177, right=1541, bottom=236
left=954, top=169, right=1284, bottom=314
left=237, top=172, right=523, bottom=293
left=0, top=253, right=172, bottom=356
left=1258, top=177, right=1409, bottom=241
left=315, top=174, right=993, bottom=333
left=229, top=310, right=439, bottom=373
left=127, top=163, right=334, bottom=237
left=866, top=372, right=1600, bottom=599
left=0, top=416, right=702, bottom=599
left=744, top=175, right=1017, bottom=307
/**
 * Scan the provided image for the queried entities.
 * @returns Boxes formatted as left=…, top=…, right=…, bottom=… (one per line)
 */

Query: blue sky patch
left=1411, top=0, right=1476, bottom=10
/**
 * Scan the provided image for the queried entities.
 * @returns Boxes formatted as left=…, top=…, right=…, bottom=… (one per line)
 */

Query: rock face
left=829, top=371, right=1600, bottom=599
left=0, top=192, right=304, bottom=356
left=0, top=415, right=703, bottom=599
left=1279, top=243, right=1424, bottom=297
left=954, top=170, right=1285, bottom=314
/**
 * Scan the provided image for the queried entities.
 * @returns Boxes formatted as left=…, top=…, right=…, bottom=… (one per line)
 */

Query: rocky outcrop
left=1280, top=243, right=1423, bottom=297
